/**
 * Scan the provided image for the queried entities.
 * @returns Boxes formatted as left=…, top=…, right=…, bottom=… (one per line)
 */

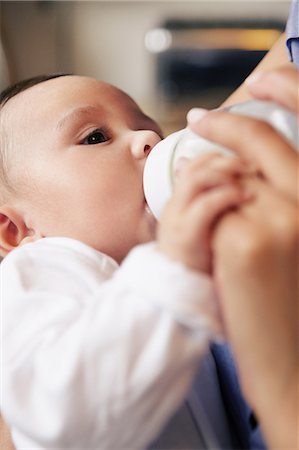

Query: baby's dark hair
left=0, top=73, right=72, bottom=107
left=0, top=73, right=72, bottom=204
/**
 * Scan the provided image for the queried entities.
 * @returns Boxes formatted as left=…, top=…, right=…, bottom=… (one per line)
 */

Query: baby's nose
left=131, top=130, right=161, bottom=159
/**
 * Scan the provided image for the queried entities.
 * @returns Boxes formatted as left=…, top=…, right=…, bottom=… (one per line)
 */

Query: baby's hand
left=157, top=153, right=254, bottom=273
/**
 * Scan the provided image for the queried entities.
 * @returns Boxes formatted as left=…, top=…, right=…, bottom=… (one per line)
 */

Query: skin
left=188, top=65, right=299, bottom=448
left=0, top=415, right=14, bottom=450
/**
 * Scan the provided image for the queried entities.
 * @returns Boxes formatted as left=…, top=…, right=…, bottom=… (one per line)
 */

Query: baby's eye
left=82, top=129, right=109, bottom=145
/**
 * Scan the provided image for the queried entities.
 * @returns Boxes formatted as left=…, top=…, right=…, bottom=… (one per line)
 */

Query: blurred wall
left=0, top=1, right=291, bottom=127
left=0, top=38, right=10, bottom=91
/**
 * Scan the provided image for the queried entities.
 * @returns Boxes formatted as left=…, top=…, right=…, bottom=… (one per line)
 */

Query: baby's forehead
left=4, top=76, right=126, bottom=109
left=2, top=76, right=138, bottom=129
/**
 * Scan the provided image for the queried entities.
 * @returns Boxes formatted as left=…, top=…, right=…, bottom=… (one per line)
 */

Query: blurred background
left=0, top=0, right=291, bottom=134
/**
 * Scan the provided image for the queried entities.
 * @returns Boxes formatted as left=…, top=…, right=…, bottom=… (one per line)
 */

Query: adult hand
left=187, top=66, right=298, bottom=202
left=187, top=65, right=299, bottom=448
left=213, top=177, right=297, bottom=449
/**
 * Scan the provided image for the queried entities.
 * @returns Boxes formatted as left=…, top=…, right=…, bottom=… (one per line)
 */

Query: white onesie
left=1, top=237, right=223, bottom=449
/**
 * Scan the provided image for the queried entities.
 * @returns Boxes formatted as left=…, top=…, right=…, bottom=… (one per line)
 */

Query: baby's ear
left=0, top=207, right=34, bottom=258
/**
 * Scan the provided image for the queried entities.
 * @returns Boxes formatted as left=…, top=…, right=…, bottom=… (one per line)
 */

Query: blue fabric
left=150, top=345, right=267, bottom=449
left=187, top=351, right=235, bottom=449
left=148, top=400, right=207, bottom=449
left=211, top=343, right=267, bottom=449
left=149, top=351, right=229, bottom=449
left=286, top=0, right=299, bottom=67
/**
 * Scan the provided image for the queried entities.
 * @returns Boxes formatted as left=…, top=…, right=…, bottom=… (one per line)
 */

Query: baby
left=0, top=74, right=251, bottom=449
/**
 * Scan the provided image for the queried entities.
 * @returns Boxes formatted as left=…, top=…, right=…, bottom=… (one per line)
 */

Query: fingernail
left=245, top=72, right=263, bottom=85
left=187, top=108, right=208, bottom=124
left=175, top=157, right=189, bottom=178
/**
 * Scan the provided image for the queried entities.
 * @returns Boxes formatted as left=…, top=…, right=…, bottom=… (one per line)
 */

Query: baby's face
left=3, top=76, right=162, bottom=262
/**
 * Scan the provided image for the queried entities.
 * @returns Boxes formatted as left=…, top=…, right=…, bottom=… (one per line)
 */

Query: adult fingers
left=187, top=109, right=298, bottom=201
left=246, top=65, right=299, bottom=115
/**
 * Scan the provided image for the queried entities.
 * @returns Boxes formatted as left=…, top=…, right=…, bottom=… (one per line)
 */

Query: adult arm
left=187, top=65, right=299, bottom=448
left=221, top=32, right=292, bottom=107
left=0, top=415, right=15, bottom=450
left=213, top=178, right=298, bottom=449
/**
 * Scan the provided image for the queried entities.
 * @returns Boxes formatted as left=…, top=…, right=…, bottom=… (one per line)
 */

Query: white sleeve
left=1, top=238, right=223, bottom=450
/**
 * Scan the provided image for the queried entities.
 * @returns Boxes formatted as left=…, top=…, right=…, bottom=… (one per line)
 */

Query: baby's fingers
left=176, top=153, right=254, bottom=206
left=184, top=183, right=252, bottom=271
left=158, top=180, right=251, bottom=273
left=189, top=183, right=252, bottom=234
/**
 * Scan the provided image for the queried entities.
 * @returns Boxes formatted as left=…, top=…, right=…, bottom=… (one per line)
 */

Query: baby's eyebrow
left=56, top=105, right=100, bottom=130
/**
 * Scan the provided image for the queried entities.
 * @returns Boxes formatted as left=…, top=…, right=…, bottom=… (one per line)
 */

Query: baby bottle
left=143, top=99, right=298, bottom=219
